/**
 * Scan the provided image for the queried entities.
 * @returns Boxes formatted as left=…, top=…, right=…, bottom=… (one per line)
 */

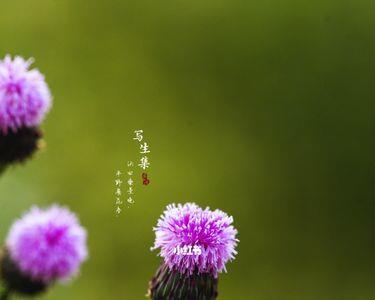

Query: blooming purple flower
left=152, top=203, right=238, bottom=277
left=0, top=55, right=52, bottom=133
left=5, top=205, right=88, bottom=283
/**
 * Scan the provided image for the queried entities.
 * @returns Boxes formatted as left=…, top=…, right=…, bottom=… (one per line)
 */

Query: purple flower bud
left=0, top=55, right=52, bottom=133
left=0, top=55, right=52, bottom=170
left=4, top=205, right=88, bottom=286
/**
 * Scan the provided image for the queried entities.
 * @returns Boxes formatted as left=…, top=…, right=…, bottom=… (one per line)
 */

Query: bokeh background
left=0, top=0, right=374, bottom=299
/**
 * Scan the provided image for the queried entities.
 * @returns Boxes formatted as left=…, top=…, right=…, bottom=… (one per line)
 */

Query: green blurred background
left=0, top=0, right=374, bottom=299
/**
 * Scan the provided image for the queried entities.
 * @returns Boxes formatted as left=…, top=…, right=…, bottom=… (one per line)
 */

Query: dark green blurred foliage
left=0, top=0, right=374, bottom=299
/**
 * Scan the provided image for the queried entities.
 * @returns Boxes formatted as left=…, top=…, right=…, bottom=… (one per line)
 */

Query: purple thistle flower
left=0, top=55, right=51, bottom=133
left=149, top=203, right=238, bottom=300
left=5, top=205, right=88, bottom=284
left=152, top=203, right=238, bottom=277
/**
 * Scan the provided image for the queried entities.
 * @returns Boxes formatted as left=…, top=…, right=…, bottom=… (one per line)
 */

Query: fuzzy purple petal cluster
left=0, top=55, right=52, bottom=133
left=6, top=205, right=88, bottom=283
left=152, top=203, right=238, bottom=277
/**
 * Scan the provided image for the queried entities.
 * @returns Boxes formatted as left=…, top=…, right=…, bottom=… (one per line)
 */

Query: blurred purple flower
left=0, top=55, right=52, bottom=133
left=6, top=205, right=88, bottom=283
left=152, top=203, right=238, bottom=277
